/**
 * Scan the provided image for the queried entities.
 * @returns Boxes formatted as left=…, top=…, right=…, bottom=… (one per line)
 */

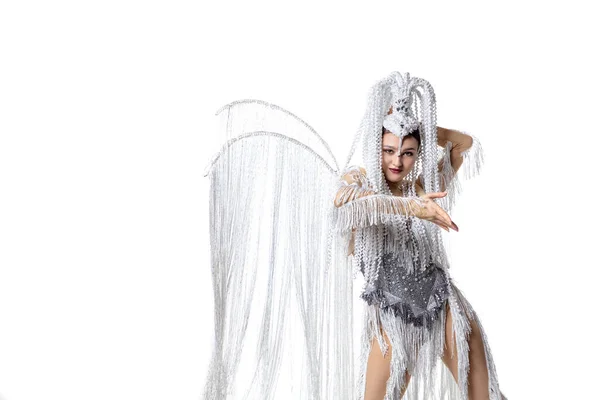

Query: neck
left=385, top=179, right=403, bottom=195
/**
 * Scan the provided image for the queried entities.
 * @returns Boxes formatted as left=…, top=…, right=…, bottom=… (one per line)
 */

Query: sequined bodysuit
left=359, top=228, right=450, bottom=330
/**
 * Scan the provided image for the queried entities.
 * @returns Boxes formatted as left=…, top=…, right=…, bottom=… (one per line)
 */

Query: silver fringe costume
left=202, top=72, right=507, bottom=399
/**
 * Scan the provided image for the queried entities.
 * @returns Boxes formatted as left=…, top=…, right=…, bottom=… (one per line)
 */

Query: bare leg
left=364, top=327, right=412, bottom=400
left=441, top=302, right=490, bottom=400
left=398, top=369, right=412, bottom=399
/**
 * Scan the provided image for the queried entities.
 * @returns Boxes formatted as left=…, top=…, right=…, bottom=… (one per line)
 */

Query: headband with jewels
left=382, top=78, right=421, bottom=138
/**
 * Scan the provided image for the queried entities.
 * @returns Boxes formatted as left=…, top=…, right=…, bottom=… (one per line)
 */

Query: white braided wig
left=345, top=71, right=441, bottom=197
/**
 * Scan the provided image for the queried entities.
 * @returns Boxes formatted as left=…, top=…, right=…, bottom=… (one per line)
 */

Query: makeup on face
left=381, top=134, right=420, bottom=185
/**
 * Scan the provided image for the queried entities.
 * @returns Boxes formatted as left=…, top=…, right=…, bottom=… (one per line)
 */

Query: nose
left=391, top=153, right=401, bottom=167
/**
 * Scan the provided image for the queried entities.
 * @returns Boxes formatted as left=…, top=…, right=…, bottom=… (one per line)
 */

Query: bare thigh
left=364, top=326, right=412, bottom=400
left=441, top=301, right=490, bottom=400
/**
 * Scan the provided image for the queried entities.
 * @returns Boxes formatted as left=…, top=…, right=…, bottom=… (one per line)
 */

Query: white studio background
left=0, top=1, right=598, bottom=399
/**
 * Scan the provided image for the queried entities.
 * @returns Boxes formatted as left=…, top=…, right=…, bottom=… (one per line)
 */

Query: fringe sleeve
left=438, top=132, right=484, bottom=212
left=334, top=165, right=375, bottom=207
left=335, top=194, right=424, bottom=232
left=334, top=166, right=424, bottom=232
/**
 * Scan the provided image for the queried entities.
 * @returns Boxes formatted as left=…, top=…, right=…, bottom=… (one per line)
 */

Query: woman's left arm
left=417, top=127, right=475, bottom=193
left=436, top=126, right=474, bottom=174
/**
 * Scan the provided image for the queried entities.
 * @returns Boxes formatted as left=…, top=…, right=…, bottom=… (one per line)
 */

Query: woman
left=202, top=72, right=506, bottom=400
left=333, top=73, right=507, bottom=399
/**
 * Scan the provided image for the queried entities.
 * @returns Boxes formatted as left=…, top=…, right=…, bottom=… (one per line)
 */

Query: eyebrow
left=383, top=145, right=417, bottom=151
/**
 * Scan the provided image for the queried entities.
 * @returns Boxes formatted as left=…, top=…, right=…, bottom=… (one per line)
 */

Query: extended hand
left=413, top=192, right=458, bottom=232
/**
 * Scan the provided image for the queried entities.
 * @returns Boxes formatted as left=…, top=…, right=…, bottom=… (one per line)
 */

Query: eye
left=403, top=152, right=414, bottom=157
left=384, top=149, right=394, bottom=154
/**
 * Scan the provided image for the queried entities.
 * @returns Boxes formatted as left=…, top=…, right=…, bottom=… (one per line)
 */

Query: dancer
left=202, top=71, right=507, bottom=399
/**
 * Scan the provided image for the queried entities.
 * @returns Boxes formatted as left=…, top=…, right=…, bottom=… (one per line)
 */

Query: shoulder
left=414, top=179, right=426, bottom=196
left=340, top=165, right=368, bottom=185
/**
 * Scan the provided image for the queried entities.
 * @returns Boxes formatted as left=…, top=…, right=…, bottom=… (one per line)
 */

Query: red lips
left=390, top=168, right=402, bottom=173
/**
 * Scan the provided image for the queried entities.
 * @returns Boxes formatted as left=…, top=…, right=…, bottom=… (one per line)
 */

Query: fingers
left=433, top=220, right=450, bottom=232
left=423, top=191, right=448, bottom=199
left=434, top=205, right=458, bottom=232
left=419, top=198, right=458, bottom=232
left=433, top=218, right=457, bottom=232
left=435, top=206, right=453, bottom=228
left=428, top=211, right=450, bottom=231
left=434, top=218, right=451, bottom=232
left=439, top=219, right=458, bottom=232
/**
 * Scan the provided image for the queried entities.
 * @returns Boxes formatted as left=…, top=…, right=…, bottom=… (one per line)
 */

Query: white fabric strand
left=335, top=194, right=424, bottom=232
left=203, top=72, right=507, bottom=399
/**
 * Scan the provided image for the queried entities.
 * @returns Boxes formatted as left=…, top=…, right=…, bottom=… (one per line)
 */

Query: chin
left=384, top=172, right=404, bottom=183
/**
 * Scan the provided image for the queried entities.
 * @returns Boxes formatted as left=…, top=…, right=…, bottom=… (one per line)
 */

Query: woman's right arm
left=334, top=167, right=373, bottom=256
left=334, top=167, right=457, bottom=232
left=334, top=167, right=376, bottom=207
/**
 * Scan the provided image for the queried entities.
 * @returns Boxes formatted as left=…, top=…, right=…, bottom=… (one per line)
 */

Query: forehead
left=382, top=132, right=418, bottom=148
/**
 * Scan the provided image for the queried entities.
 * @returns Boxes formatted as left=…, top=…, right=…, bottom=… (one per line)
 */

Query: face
left=381, top=131, right=419, bottom=184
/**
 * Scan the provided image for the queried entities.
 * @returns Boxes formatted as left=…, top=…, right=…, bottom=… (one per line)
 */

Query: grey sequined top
left=359, top=234, right=450, bottom=330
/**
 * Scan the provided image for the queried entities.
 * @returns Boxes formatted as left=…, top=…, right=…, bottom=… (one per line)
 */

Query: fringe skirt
left=356, top=274, right=507, bottom=400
